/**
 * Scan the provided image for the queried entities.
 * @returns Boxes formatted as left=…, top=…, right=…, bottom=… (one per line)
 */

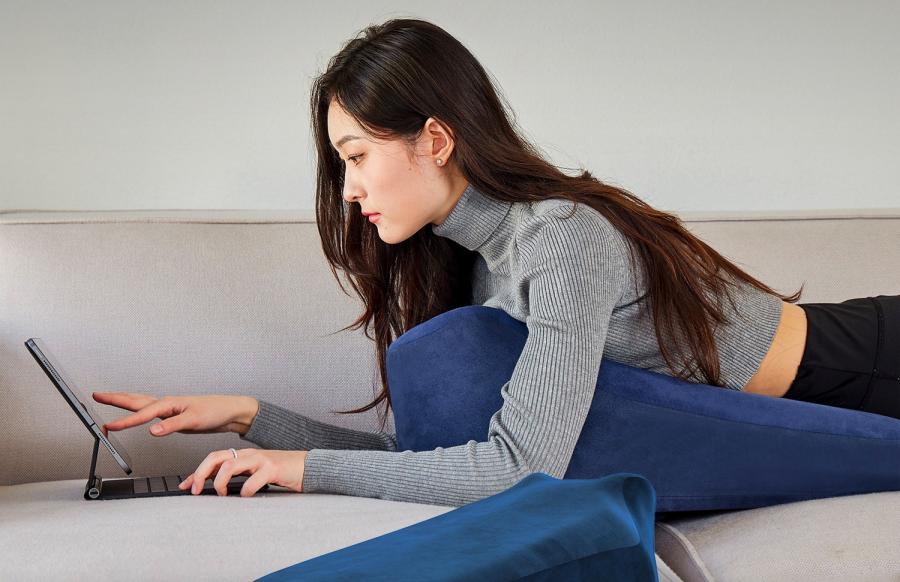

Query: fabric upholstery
left=655, top=490, right=900, bottom=581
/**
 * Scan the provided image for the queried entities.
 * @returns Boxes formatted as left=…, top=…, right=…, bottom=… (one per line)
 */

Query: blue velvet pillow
left=387, top=305, right=900, bottom=514
left=255, top=471, right=658, bottom=581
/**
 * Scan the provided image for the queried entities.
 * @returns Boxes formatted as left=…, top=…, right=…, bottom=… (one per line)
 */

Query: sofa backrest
left=2, top=208, right=898, bottom=485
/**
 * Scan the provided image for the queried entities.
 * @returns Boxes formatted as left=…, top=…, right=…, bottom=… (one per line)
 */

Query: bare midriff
left=743, top=301, right=809, bottom=398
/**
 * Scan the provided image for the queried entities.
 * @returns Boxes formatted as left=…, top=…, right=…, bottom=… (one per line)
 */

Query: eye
left=347, top=154, right=363, bottom=165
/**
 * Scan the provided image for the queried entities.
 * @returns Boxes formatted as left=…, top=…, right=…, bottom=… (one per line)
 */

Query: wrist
left=233, top=396, right=260, bottom=436
left=297, top=450, right=308, bottom=493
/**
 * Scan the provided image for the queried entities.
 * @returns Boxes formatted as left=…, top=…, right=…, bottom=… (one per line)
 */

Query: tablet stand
left=83, top=436, right=140, bottom=500
left=85, top=436, right=103, bottom=500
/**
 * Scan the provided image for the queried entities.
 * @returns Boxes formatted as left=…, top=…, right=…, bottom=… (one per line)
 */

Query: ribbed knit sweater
left=240, top=183, right=783, bottom=507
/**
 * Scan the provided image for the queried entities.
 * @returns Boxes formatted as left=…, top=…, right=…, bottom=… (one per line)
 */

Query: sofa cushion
left=0, top=479, right=683, bottom=581
left=387, top=305, right=900, bottom=513
left=654, top=490, right=900, bottom=582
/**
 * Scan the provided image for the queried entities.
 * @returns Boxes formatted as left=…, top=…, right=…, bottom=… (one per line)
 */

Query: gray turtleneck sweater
left=240, top=183, right=783, bottom=507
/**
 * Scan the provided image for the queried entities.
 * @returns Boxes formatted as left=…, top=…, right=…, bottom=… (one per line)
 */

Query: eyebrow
left=332, top=134, right=363, bottom=150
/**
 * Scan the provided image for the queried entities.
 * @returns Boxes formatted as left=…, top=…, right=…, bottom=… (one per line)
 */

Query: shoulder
left=516, top=198, right=631, bottom=267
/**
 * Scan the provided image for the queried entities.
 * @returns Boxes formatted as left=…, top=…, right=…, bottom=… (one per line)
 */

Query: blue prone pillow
left=386, top=305, right=900, bottom=513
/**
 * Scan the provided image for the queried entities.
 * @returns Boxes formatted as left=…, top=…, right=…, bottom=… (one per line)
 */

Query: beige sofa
left=2, top=207, right=898, bottom=581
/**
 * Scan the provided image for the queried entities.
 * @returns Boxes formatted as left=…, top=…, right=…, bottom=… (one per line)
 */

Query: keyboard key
left=133, top=478, right=149, bottom=494
left=164, top=476, right=181, bottom=491
left=148, top=477, right=166, bottom=493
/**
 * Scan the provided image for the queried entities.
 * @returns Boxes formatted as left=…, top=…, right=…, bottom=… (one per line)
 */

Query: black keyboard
left=131, top=474, right=263, bottom=495
left=86, top=474, right=270, bottom=500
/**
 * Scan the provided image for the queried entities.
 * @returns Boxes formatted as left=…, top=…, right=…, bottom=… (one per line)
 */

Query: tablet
left=25, top=337, right=134, bottom=474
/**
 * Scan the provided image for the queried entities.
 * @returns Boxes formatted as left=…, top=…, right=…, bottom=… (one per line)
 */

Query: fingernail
left=151, top=425, right=162, bottom=434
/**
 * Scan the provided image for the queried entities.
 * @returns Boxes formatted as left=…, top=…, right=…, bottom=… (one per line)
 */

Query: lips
left=368, top=213, right=381, bottom=224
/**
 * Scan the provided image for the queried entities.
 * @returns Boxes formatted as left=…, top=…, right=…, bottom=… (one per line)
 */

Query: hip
left=783, top=294, right=900, bottom=415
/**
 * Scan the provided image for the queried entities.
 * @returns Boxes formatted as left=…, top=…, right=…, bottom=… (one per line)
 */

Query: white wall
left=1, top=0, right=898, bottom=213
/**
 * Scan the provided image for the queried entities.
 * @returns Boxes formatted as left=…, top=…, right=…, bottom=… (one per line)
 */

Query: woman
left=92, top=18, right=899, bottom=506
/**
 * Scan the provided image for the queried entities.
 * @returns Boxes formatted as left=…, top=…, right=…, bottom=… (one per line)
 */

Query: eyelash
left=344, top=154, right=362, bottom=165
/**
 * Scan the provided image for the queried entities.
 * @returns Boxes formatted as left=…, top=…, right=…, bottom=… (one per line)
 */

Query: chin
left=378, top=233, right=404, bottom=245
left=375, top=225, right=415, bottom=245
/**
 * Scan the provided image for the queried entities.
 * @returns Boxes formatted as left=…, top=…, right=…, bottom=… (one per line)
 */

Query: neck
left=431, top=182, right=515, bottom=261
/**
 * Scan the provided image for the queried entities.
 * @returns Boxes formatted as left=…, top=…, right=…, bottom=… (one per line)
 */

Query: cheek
left=389, top=188, right=424, bottom=220
left=366, top=154, right=428, bottom=223
left=362, top=158, right=394, bottom=193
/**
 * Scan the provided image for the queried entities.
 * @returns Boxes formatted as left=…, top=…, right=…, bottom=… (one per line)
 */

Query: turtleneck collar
left=431, top=182, right=514, bottom=253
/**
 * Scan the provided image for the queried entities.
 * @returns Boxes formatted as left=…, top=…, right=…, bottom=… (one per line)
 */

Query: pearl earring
left=436, top=159, right=443, bottom=166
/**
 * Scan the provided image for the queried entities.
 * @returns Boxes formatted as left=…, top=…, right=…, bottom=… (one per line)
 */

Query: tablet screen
left=25, top=338, right=133, bottom=472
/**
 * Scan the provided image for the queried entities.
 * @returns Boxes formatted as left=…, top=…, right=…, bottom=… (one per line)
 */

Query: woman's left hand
left=178, top=449, right=308, bottom=497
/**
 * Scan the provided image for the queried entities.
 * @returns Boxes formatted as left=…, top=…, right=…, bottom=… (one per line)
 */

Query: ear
left=423, top=117, right=455, bottom=164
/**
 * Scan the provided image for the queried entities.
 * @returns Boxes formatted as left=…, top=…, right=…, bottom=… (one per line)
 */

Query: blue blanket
left=255, top=472, right=658, bottom=581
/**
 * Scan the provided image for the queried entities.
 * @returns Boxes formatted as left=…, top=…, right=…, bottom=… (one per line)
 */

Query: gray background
left=1, top=0, right=897, bottom=213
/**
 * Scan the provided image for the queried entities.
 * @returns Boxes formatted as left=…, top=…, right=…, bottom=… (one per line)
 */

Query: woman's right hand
left=91, top=392, right=260, bottom=437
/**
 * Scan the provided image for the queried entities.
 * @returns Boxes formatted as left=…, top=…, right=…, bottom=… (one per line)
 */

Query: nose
left=343, top=193, right=362, bottom=209
left=342, top=183, right=361, bottom=204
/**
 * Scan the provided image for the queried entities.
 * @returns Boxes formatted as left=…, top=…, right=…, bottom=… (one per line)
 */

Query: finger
left=147, top=413, right=187, bottom=436
left=191, top=450, right=234, bottom=495
left=213, top=457, right=255, bottom=497
left=240, top=470, right=270, bottom=498
left=178, top=474, right=194, bottom=490
left=92, top=391, right=157, bottom=411
left=105, top=399, right=179, bottom=433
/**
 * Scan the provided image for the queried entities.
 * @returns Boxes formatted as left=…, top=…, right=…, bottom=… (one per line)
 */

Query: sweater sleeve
left=278, top=209, right=626, bottom=507
left=239, top=399, right=398, bottom=452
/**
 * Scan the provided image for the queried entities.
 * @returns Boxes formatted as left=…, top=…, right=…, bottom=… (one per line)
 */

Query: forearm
left=300, top=440, right=535, bottom=507
left=239, top=399, right=398, bottom=452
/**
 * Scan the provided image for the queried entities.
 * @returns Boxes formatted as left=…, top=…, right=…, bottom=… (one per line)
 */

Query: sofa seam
left=655, top=522, right=717, bottom=582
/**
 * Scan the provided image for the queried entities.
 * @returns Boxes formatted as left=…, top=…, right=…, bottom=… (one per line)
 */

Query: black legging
left=783, top=294, right=900, bottom=420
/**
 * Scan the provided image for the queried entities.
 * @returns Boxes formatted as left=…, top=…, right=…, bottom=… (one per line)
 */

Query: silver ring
left=229, top=448, right=238, bottom=460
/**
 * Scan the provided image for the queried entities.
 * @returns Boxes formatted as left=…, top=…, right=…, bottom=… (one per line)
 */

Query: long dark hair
left=310, top=18, right=803, bottom=430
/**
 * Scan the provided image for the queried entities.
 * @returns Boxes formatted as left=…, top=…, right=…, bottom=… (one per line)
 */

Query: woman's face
left=327, top=98, right=467, bottom=244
